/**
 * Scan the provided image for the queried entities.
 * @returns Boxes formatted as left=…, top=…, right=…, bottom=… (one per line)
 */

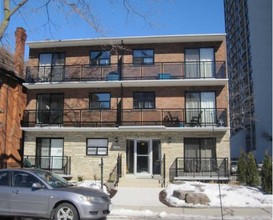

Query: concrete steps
left=117, top=175, right=163, bottom=188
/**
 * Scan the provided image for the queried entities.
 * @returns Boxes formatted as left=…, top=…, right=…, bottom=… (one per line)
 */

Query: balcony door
left=185, top=48, right=214, bottom=78
left=39, top=53, right=65, bottom=81
left=184, top=138, right=216, bottom=172
left=186, top=92, right=216, bottom=126
left=36, top=94, right=64, bottom=125
left=36, top=138, right=64, bottom=170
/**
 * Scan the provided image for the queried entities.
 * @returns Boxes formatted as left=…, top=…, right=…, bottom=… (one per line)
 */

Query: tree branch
left=0, top=0, right=28, bottom=40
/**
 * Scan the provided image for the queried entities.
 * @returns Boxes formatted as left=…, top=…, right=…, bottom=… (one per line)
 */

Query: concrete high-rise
left=224, top=0, right=272, bottom=162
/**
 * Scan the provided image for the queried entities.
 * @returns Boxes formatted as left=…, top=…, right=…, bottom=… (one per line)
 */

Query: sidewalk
left=109, top=187, right=272, bottom=219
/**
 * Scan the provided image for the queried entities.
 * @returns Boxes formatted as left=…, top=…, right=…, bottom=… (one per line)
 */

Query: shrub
left=261, top=153, right=272, bottom=194
left=77, top=175, right=84, bottom=182
left=246, top=153, right=259, bottom=186
left=237, top=151, right=247, bottom=184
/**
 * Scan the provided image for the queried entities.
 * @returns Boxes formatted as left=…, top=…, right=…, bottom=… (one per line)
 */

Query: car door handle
left=12, top=190, right=20, bottom=194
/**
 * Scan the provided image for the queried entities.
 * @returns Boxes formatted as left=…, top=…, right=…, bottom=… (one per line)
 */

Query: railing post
left=175, top=158, right=178, bottom=178
left=100, top=157, right=104, bottom=190
left=163, top=154, right=166, bottom=187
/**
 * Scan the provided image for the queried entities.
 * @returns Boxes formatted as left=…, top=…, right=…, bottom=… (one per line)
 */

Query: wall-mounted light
left=168, top=137, right=171, bottom=144
left=115, top=137, right=118, bottom=143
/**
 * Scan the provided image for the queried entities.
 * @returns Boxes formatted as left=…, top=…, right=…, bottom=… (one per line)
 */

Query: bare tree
left=0, top=0, right=164, bottom=42
left=1, top=0, right=28, bottom=40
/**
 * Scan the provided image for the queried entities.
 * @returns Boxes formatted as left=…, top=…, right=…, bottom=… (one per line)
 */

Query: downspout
left=4, top=78, right=9, bottom=168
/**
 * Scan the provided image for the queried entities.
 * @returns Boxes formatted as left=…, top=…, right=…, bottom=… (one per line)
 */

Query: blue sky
left=1, top=0, right=225, bottom=53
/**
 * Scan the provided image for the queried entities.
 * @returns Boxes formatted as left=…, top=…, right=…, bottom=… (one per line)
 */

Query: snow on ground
left=165, top=181, right=272, bottom=207
left=77, top=180, right=272, bottom=208
left=74, top=180, right=272, bottom=219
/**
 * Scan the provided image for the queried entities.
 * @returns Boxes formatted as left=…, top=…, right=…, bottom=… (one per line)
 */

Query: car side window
left=0, top=171, right=9, bottom=186
left=13, top=171, right=40, bottom=188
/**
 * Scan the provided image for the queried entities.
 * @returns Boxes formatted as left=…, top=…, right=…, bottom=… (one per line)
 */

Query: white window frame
left=86, top=138, right=108, bottom=156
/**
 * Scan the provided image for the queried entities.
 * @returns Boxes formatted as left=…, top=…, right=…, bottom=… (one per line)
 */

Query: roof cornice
left=27, top=33, right=226, bottom=49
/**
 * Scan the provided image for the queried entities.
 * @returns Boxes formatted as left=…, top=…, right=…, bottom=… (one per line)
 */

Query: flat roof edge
left=27, top=33, right=226, bottom=48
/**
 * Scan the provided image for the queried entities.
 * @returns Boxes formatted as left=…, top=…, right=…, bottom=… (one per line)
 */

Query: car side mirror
left=32, top=182, right=42, bottom=189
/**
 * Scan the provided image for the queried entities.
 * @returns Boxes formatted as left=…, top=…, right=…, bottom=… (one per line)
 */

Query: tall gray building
left=224, top=0, right=272, bottom=162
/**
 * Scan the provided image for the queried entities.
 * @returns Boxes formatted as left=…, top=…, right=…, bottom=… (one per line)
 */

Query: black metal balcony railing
left=25, top=61, right=226, bottom=83
left=22, top=108, right=227, bottom=128
left=23, top=155, right=71, bottom=175
left=169, top=157, right=229, bottom=182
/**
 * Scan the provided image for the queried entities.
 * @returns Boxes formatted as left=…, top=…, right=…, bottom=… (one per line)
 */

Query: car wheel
left=54, top=202, right=79, bottom=220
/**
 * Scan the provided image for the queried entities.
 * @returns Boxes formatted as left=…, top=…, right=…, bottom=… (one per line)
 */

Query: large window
left=36, top=138, right=64, bottom=170
left=39, top=53, right=65, bottom=81
left=86, top=139, right=108, bottom=156
left=184, top=138, right=216, bottom=172
left=90, top=51, right=110, bottom=66
left=36, top=93, right=64, bottom=125
left=133, top=49, right=154, bottom=65
left=186, top=92, right=216, bottom=126
left=0, top=171, right=9, bottom=186
left=89, top=93, right=111, bottom=109
left=185, top=48, right=214, bottom=78
left=133, top=92, right=155, bottom=109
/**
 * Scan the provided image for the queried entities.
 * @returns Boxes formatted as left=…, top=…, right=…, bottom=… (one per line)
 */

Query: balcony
left=25, top=61, right=226, bottom=83
left=169, top=157, right=229, bottom=182
left=21, top=108, right=227, bottom=128
left=23, top=155, right=71, bottom=175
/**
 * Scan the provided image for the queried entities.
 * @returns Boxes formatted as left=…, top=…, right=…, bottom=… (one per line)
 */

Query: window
left=0, top=171, right=9, bottom=186
left=133, top=49, right=154, bottom=64
left=36, top=93, right=64, bottom=125
left=39, top=53, right=65, bottom=81
left=90, top=51, right=110, bottom=66
left=184, top=138, right=216, bottom=172
left=86, top=139, right=108, bottom=156
left=133, top=92, right=155, bottom=109
left=186, top=92, right=216, bottom=125
left=89, top=93, right=111, bottom=109
left=36, top=138, right=64, bottom=170
left=13, top=171, right=40, bottom=188
left=185, top=48, right=214, bottom=78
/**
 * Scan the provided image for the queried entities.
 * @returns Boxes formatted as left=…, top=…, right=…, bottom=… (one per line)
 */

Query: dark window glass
left=36, top=94, right=64, bottom=125
left=89, top=93, right=111, bottom=109
left=184, top=138, right=216, bottom=172
left=133, top=49, right=154, bottom=64
left=13, top=171, right=40, bottom=188
left=0, top=171, right=9, bottom=186
left=133, top=92, right=155, bottom=109
left=90, top=51, right=110, bottom=66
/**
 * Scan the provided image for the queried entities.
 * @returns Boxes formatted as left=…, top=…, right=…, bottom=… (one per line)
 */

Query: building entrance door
left=126, top=139, right=161, bottom=176
left=136, top=140, right=150, bottom=174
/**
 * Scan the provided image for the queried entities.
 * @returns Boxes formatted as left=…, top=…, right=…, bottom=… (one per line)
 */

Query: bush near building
left=237, top=151, right=247, bottom=184
left=261, top=153, right=272, bottom=194
left=245, top=153, right=259, bottom=186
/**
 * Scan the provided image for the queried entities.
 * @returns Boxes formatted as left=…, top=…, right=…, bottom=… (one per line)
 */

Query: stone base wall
left=24, top=130, right=230, bottom=183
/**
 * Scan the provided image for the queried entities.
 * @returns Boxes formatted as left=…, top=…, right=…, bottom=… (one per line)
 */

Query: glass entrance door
left=136, top=140, right=150, bottom=174
left=126, top=139, right=161, bottom=176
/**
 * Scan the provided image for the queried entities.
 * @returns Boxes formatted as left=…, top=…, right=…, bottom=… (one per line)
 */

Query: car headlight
left=80, top=195, right=101, bottom=203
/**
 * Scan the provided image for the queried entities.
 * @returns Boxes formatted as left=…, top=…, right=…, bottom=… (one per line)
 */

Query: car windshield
left=34, top=170, right=69, bottom=188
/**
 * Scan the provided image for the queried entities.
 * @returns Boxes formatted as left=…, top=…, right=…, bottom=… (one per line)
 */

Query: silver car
left=0, top=168, right=111, bottom=220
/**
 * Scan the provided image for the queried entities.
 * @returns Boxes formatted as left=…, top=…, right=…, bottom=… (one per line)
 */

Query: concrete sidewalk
left=110, top=187, right=272, bottom=219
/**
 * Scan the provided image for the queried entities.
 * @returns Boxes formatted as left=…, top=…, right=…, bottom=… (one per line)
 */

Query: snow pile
left=165, top=181, right=272, bottom=207
left=76, top=180, right=109, bottom=194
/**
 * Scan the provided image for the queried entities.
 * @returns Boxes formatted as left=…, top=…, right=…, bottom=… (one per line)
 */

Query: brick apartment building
left=0, top=28, right=27, bottom=168
left=22, top=34, right=230, bottom=184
